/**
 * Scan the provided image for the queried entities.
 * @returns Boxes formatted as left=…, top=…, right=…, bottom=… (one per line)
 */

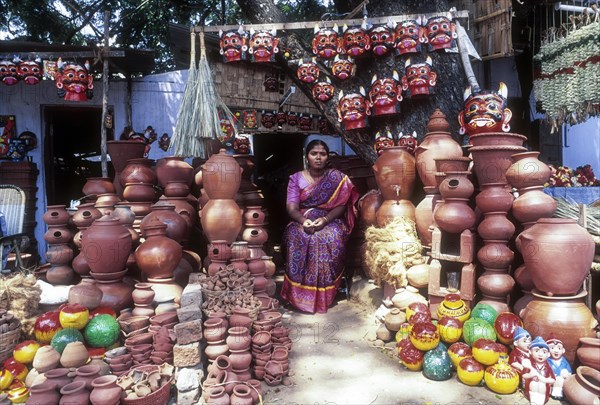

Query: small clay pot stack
left=104, top=347, right=133, bottom=376
left=149, top=325, right=175, bottom=365
left=250, top=331, right=272, bottom=380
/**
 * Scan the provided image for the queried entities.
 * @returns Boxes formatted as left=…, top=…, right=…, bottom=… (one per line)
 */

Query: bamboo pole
left=101, top=9, right=110, bottom=177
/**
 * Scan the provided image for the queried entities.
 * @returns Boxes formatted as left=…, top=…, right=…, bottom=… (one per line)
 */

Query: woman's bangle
left=323, top=216, right=330, bottom=224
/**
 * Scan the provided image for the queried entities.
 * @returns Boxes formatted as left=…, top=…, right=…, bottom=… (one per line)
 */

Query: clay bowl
left=89, top=269, right=128, bottom=281
left=105, top=353, right=132, bottom=365
left=121, top=326, right=150, bottom=339
left=254, top=358, right=268, bottom=367
left=271, top=327, right=290, bottom=338
left=131, top=353, right=151, bottom=362
left=272, top=347, right=289, bottom=361
left=125, top=332, right=154, bottom=346
left=128, top=344, right=153, bottom=355
left=264, top=373, right=282, bottom=386
left=252, top=331, right=272, bottom=346
left=109, top=362, right=132, bottom=373
left=133, top=359, right=152, bottom=366
left=149, top=312, right=178, bottom=326
left=258, top=311, right=282, bottom=324
left=119, top=316, right=150, bottom=334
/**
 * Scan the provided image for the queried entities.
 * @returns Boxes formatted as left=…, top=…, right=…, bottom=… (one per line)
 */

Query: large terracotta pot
left=469, top=145, right=526, bottom=186
left=201, top=199, right=243, bottom=243
left=511, top=186, right=557, bottom=226
left=43, top=205, right=70, bottom=226
left=522, top=290, right=598, bottom=363
left=95, top=279, right=134, bottom=312
left=46, top=244, right=74, bottom=265
left=358, top=190, right=384, bottom=228
left=475, top=183, right=514, bottom=213
left=376, top=199, right=416, bottom=226
left=434, top=198, right=475, bottom=234
left=68, top=278, right=103, bottom=309
left=477, top=212, right=515, bottom=241
left=438, top=172, right=474, bottom=199
left=516, top=218, right=595, bottom=296
left=107, top=141, right=147, bottom=196
left=123, top=182, right=157, bottom=202
left=82, top=177, right=115, bottom=197
left=577, top=337, right=600, bottom=370
left=81, top=216, right=132, bottom=275
left=135, top=221, right=182, bottom=279
left=163, top=180, right=189, bottom=197
left=140, top=203, right=188, bottom=244
left=202, top=149, right=242, bottom=199
left=156, top=156, right=194, bottom=188
left=563, top=366, right=600, bottom=405
left=373, top=146, right=416, bottom=200
left=469, top=132, right=527, bottom=147
left=160, top=196, right=196, bottom=229
left=477, top=240, right=514, bottom=269
left=505, top=151, right=551, bottom=190
left=414, top=187, right=440, bottom=247
left=434, top=157, right=471, bottom=173
left=120, top=158, right=156, bottom=187
left=415, top=109, right=463, bottom=189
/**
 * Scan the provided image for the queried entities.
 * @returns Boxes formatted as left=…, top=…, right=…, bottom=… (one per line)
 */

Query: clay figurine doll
left=521, top=336, right=555, bottom=405
left=545, top=336, right=572, bottom=400
left=509, top=326, right=531, bottom=385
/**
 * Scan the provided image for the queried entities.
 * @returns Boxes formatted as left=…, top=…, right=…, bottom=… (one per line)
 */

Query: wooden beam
left=101, top=9, right=110, bottom=178
left=0, top=51, right=125, bottom=59
left=198, top=10, right=469, bottom=33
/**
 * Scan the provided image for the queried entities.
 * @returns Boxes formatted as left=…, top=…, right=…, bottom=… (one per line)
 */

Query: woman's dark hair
left=305, top=139, right=330, bottom=157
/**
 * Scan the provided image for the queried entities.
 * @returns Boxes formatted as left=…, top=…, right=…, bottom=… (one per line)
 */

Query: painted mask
left=318, top=116, right=334, bottom=134
left=18, top=58, right=43, bottom=85
left=397, top=131, right=419, bottom=155
left=296, top=58, right=320, bottom=84
left=0, top=60, right=19, bottom=86
left=425, top=16, right=457, bottom=51
left=287, top=112, right=299, bottom=126
left=263, top=74, right=279, bottom=92
left=312, top=78, right=335, bottom=102
left=458, top=82, right=512, bottom=135
left=337, top=88, right=370, bottom=131
left=159, top=133, right=171, bottom=151
left=243, top=110, right=258, bottom=129
left=401, top=57, right=437, bottom=98
left=312, top=24, right=339, bottom=59
left=276, top=111, right=288, bottom=126
left=233, top=135, right=251, bottom=154
left=7, top=139, right=27, bottom=162
left=261, top=111, right=276, bottom=128
left=374, top=131, right=395, bottom=156
left=331, top=55, right=356, bottom=80
left=395, top=19, right=425, bottom=55
left=368, top=72, right=402, bottom=116
left=298, top=115, right=313, bottom=131
left=369, top=22, right=395, bottom=57
left=249, top=29, right=279, bottom=63
left=340, top=23, right=371, bottom=57
left=219, top=27, right=248, bottom=63
left=219, top=118, right=235, bottom=147
left=55, top=59, right=94, bottom=102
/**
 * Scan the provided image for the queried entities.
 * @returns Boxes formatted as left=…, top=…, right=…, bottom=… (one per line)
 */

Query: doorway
left=43, top=106, right=104, bottom=205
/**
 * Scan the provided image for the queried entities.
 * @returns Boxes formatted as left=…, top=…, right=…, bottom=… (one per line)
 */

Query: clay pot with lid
left=516, top=218, right=595, bottom=296
left=43, top=205, right=70, bottom=226
left=201, top=199, right=243, bottom=244
left=373, top=146, right=416, bottom=200
left=135, top=220, right=182, bottom=279
left=120, top=158, right=156, bottom=187
left=563, top=366, right=600, bottom=405
left=202, top=149, right=243, bottom=199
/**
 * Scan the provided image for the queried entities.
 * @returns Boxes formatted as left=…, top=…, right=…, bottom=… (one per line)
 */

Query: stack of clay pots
left=226, top=325, right=252, bottom=381
left=120, top=158, right=157, bottom=235
left=71, top=203, right=102, bottom=277
left=251, top=330, right=272, bottom=380
left=42, top=205, right=74, bottom=285
left=149, top=324, right=175, bottom=365
left=107, top=140, right=147, bottom=198
left=111, top=204, right=140, bottom=279
left=203, top=317, right=229, bottom=363
left=104, top=347, right=133, bottom=376
left=118, top=313, right=150, bottom=343
left=242, top=206, right=269, bottom=260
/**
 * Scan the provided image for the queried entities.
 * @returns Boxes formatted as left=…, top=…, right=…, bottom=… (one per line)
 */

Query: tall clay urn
left=202, top=149, right=243, bottom=199
left=201, top=199, right=243, bottom=243
left=372, top=146, right=416, bottom=200
left=81, top=215, right=132, bottom=275
left=135, top=220, right=182, bottom=279
left=415, top=109, right=464, bottom=189
left=516, top=218, right=595, bottom=296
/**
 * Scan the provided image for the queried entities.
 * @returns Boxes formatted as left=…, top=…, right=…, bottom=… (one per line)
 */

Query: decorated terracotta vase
left=135, top=221, right=182, bottom=279
left=202, top=149, right=242, bottom=199
left=372, top=146, right=416, bottom=200
left=516, top=218, right=595, bottom=296
left=81, top=216, right=132, bottom=275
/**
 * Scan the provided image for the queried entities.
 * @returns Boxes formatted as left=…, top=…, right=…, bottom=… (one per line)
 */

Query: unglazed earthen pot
left=156, top=156, right=194, bottom=188
left=202, top=149, right=243, bottom=199
left=120, top=158, right=157, bottom=187
left=81, top=215, right=132, bottom=275
left=201, top=199, right=243, bottom=243
left=372, top=146, right=416, bottom=200
left=135, top=220, right=182, bottom=279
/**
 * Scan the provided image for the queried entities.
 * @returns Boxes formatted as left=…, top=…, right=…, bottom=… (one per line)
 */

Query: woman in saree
left=281, top=140, right=359, bottom=313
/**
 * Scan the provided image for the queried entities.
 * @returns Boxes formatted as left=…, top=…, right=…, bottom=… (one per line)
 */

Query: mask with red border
left=340, top=21, right=371, bottom=58
left=0, top=59, right=20, bottom=86
left=249, top=29, right=279, bottom=63
left=243, top=110, right=258, bottom=129
left=369, top=21, right=396, bottom=57
left=219, top=26, right=248, bottom=63
left=458, top=82, right=512, bottom=136
left=374, top=131, right=395, bottom=156
left=337, top=87, right=370, bottom=131
left=397, top=131, right=419, bottom=155
left=312, top=77, right=335, bottom=102
left=424, top=16, right=457, bottom=52
left=55, top=58, right=94, bottom=102
left=261, top=111, right=276, bottom=128
left=296, top=58, right=320, bottom=84
left=401, top=56, right=437, bottom=99
left=395, top=18, right=425, bottom=55
left=233, top=135, right=251, bottom=154
left=298, top=115, right=313, bottom=131
left=312, top=24, right=339, bottom=59
left=368, top=71, right=403, bottom=116
left=18, top=58, right=43, bottom=85
left=331, top=55, right=356, bottom=81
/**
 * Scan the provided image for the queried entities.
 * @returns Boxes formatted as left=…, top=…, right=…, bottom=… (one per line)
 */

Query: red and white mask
left=0, top=59, right=19, bottom=86
left=296, top=58, right=320, bottom=83
left=219, top=27, right=248, bottom=63
left=249, top=29, right=279, bottom=63
left=401, top=57, right=437, bottom=98
left=368, top=72, right=403, bottom=116
left=312, top=24, right=339, bottom=59
left=458, top=82, right=512, bottom=135
left=55, top=59, right=94, bottom=102
left=395, top=19, right=425, bottom=55
left=369, top=22, right=395, bottom=57
left=424, top=16, right=457, bottom=51
left=331, top=55, right=356, bottom=80
left=18, top=58, right=43, bottom=85
left=374, top=131, right=395, bottom=156
left=340, top=22, right=371, bottom=58
left=397, top=131, right=419, bottom=155
left=337, top=87, right=370, bottom=131
left=312, top=78, right=335, bottom=102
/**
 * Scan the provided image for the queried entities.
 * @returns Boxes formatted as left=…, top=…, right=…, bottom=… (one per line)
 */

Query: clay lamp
left=409, top=321, right=440, bottom=351
left=34, top=310, right=62, bottom=344
left=13, top=340, right=40, bottom=365
left=457, top=357, right=485, bottom=386
left=448, top=342, right=472, bottom=369
left=59, top=303, right=90, bottom=330
left=472, top=338, right=501, bottom=366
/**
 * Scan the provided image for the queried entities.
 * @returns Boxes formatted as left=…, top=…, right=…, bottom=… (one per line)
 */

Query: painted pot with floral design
left=436, top=293, right=471, bottom=323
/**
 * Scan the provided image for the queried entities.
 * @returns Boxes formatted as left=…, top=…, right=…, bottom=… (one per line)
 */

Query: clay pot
left=60, top=342, right=89, bottom=368
left=89, top=375, right=121, bottom=405
left=155, top=297, right=178, bottom=315
left=477, top=212, right=515, bottom=241
left=44, top=225, right=73, bottom=244
left=202, top=149, right=242, bottom=199
left=391, top=286, right=427, bottom=310
left=414, top=189, right=440, bottom=247
left=208, top=240, right=232, bottom=261
left=132, top=283, right=155, bottom=305
left=406, top=263, right=431, bottom=289
left=577, top=337, right=600, bottom=370
left=204, top=318, right=227, bottom=343
left=476, top=240, right=514, bottom=269
left=244, top=206, right=266, bottom=225
left=123, top=182, right=157, bottom=202
left=46, top=265, right=75, bottom=285
left=376, top=199, right=416, bottom=226
left=505, top=151, right=551, bottom=190
left=230, top=384, right=253, bottom=405
left=475, top=183, right=514, bottom=213
left=434, top=156, right=471, bottom=173
left=27, top=382, right=60, bottom=405
left=358, top=190, right=384, bottom=228
left=522, top=290, right=598, bottom=363
left=469, top=144, right=527, bottom=185
left=120, top=158, right=156, bottom=187
left=164, top=180, right=189, bottom=198
left=230, top=241, right=249, bottom=261
left=511, top=186, right=557, bottom=226
left=469, top=132, right=527, bottom=147
left=43, top=205, right=70, bottom=226
left=68, top=278, right=103, bottom=310
left=516, top=218, right=595, bottom=296
left=156, top=156, right=194, bottom=188
left=135, top=221, right=182, bottom=279
left=242, top=226, right=268, bottom=245
left=110, top=204, right=136, bottom=226
left=373, top=146, right=416, bottom=200
left=438, top=171, right=474, bottom=199
left=72, top=204, right=103, bottom=229
left=477, top=269, right=516, bottom=310
left=59, top=381, right=89, bottom=405
left=563, top=366, right=600, bottom=405
left=81, top=216, right=132, bottom=275
left=434, top=198, right=476, bottom=234
left=262, top=256, right=276, bottom=278
left=88, top=356, right=110, bottom=377
left=205, top=386, right=230, bottom=405
left=147, top=277, right=182, bottom=304
left=416, top=110, right=463, bottom=189
left=82, top=178, right=115, bottom=197
left=95, top=279, right=134, bottom=312
left=73, top=364, right=101, bottom=390
left=46, top=244, right=74, bottom=265
left=140, top=203, right=188, bottom=244
left=384, top=308, right=406, bottom=332
left=201, top=199, right=243, bottom=243
left=205, top=341, right=230, bottom=362
left=32, top=346, right=60, bottom=373
left=247, top=258, right=266, bottom=275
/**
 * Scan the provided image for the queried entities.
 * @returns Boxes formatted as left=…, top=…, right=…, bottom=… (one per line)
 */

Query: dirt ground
left=259, top=276, right=568, bottom=405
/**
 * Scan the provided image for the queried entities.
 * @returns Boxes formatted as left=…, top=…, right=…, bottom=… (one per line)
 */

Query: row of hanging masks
left=0, top=57, right=43, bottom=86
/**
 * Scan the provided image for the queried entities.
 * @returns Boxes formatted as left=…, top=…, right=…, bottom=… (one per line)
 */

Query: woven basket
left=120, top=364, right=173, bottom=405
left=0, top=322, right=21, bottom=363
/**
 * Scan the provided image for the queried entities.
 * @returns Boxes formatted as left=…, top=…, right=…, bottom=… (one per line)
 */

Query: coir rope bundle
left=0, top=273, right=41, bottom=339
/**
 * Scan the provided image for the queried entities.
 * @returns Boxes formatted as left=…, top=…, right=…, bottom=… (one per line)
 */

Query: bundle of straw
left=0, top=273, right=41, bottom=339
left=171, top=28, right=237, bottom=158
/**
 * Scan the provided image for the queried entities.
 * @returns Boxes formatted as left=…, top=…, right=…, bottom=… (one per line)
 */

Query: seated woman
left=280, top=139, right=359, bottom=313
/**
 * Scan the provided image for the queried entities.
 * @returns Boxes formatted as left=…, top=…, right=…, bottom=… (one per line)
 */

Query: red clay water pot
left=140, top=203, right=188, bottom=244
left=81, top=216, right=131, bottom=275
left=505, top=151, right=551, bottom=189
left=202, top=149, right=242, bottom=199
left=373, top=146, right=416, bottom=200
left=156, top=156, right=194, bottom=188
left=474, top=183, right=514, bottom=213
left=358, top=190, right=384, bottom=228
left=469, top=144, right=526, bottom=185
left=563, top=366, right=600, bottom=405
left=201, top=199, right=243, bottom=244
left=43, top=205, right=70, bottom=226
left=82, top=177, right=115, bottom=197
left=120, top=158, right=156, bottom=187
left=135, top=221, right=182, bottom=279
